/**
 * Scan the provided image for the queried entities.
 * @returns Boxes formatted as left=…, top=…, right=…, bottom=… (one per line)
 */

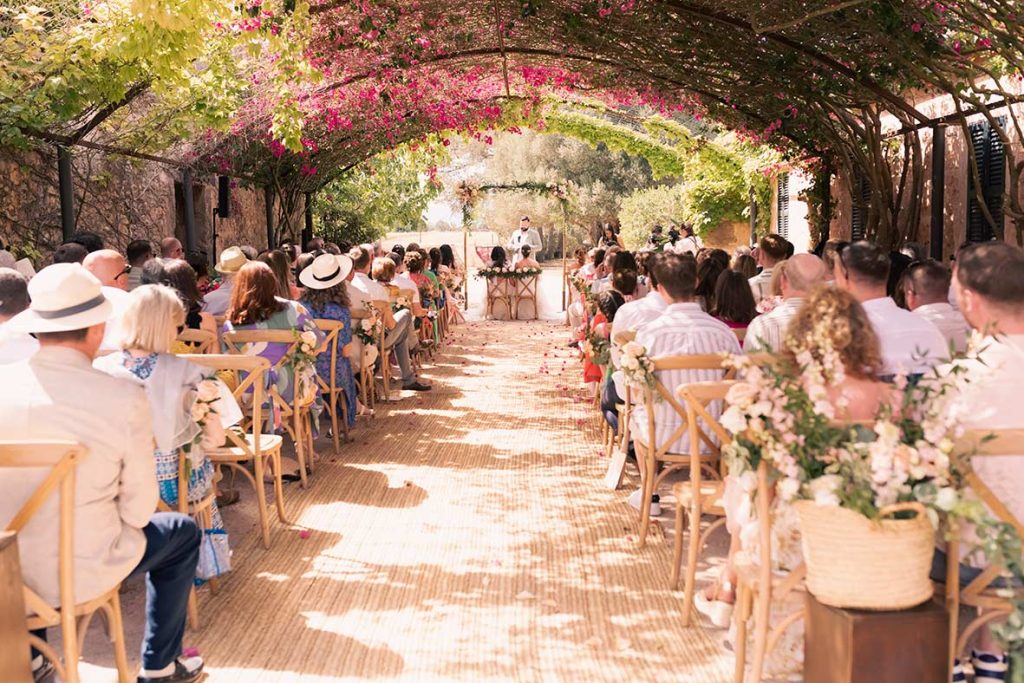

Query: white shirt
left=203, top=277, right=234, bottom=316
left=0, top=324, right=39, bottom=364
left=392, top=272, right=421, bottom=303
left=99, top=286, right=131, bottom=354
left=744, top=297, right=805, bottom=352
left=630, top=302, right=741, bottom=455
left=609, top=290, right=668, bottom=368
left=913, top=302, right=969, bottom=355
left=349, top=271, right=388, bottom=310
left=861, top=297, right=947, bottom=376
left=748, top=268, right=774, bottom=305
left=672, top=235, right=703, bottom=255
left=945, top=335, right=1024, bottom=562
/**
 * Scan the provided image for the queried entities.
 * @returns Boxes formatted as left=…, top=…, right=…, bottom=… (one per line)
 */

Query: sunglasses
left=116, top=264, right=132, bottom=279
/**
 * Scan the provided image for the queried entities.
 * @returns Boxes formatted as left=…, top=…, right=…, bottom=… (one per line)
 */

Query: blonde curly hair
left=783, top=286, right=882, bottom=379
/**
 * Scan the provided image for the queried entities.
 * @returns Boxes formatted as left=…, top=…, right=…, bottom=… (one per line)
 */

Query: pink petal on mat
left=298, top=530, right=311, bottom=539
left=183, top=647, right=200, bottom=658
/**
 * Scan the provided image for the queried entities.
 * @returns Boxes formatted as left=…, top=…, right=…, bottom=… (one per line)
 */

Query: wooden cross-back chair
left=635, top=353, right=737, bottom=546
left=221, top=330, right=318, bottom=488
left=312, top=318, right=350, bottom=452
left=514, top=275, right=539, bottom=320
left=732, top=460, right=808, bottom=683
left=178, top=354, right=289, bottom=549
left=371, top=300, right=393, bottom=401
left=175, top=328, right=217, bottom=354
left=672, top=381, right=737, bottom=624
left=349, top=308, right=377, bottom=412
left=486, top=277, right=513, bottom=320
left=945, top=428, right=1024, bottom=678
left=391, top=288, right=427, bottom=369
left=1, top=441, right=131, bottom=683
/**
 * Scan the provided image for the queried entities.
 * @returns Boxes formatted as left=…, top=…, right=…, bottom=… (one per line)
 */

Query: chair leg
left=671, top=503, right=687, bottom=591
left=108, top=593, right=131, bottom=683
left=305, top=409, right=317, bottom=475
left=733, top=584, right=751, bottom=683
left=252, top=454, right=272, bottom=549
left=293, top=408, right=308, bottom=488
left=330, top=393, right=340, bottom=453
left=637, top=458, right=657, bottom=547
left=187, top=587, right=200, bottom=630
left=681, top=503, right=702, bottom=627
left=749, top=583, right=771, bottom=683
left=270, top=451, right=289, bottom=524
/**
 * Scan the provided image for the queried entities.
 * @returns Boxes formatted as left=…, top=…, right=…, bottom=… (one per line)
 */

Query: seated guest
left=0, top=264, right=204, bottom=683
left=628, top=252, right=741, bottom=511
left=259, top=249, right=301, bottom=300
left=157, top=259, right=219, bottom=338
left=694, top=253, right=728, bottom=312
left=95, top=285, right=240, bottom=579
left=698, top=287, right=895, bottom=678
left=299, top=254, right=363, bottom=424
left=161, top=237, right=184, bottom=260
left=938, top=242, right=1024, bottom=678
left=748, top=234, right=789, bottom=305
left=710, top=270, right=757, bottom=339
left=68, top=231, right=104, bottom=254
left=902, top=259, right=969, bottom=354
left=52, top=241, right=88, bottom=265
left=745, top=253, right=827, bottom=352
left=731, top=253, right=757, bottom=279
left=833, top=241, right=946, bottom=376
left=611, top=252, right=669, bottom=341
left=83, top=249, right=132, bottom=353
left=126, top=239, right=154, bottom=291
left=186, top=252, right=212, bottom=293
left=489, top=246, right=508, bottom=269
left=389, top=253, right=429, bottom=319
left=515, top=245, right=541, bottom=270
left=204, top=247, right=248, bottom=316
left=349, top=245, right=430, bottom=392
left=0, top=268, right=38, bottom=364
left=583, top=290, right=625, bottom=385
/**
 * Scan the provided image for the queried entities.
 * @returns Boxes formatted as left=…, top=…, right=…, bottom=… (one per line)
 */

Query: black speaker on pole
left=217, top=176, right=230, bottom=218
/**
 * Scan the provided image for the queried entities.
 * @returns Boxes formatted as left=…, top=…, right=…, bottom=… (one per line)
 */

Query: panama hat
left=299, top=253, right=353, bottom=290
left=7, top=263, right=112, bottom=334
left=215, top=246, right=248, bottom=274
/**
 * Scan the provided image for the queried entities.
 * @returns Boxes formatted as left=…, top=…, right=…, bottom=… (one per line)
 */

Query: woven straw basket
left=794, top=500, right=935, bottom=610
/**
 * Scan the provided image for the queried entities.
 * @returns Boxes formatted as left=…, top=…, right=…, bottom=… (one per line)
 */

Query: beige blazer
left=0, top=345, right=157, bottom=606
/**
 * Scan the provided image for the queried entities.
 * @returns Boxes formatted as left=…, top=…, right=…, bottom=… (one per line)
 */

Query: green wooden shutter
left=777, top=172, right=790, bottom=238
left=966, top=117, right=1005, bottom=243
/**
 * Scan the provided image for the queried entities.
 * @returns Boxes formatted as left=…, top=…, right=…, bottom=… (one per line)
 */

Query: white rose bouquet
left=618, top=341, right=656, bottom=391
left=355, top=311, right=382, bottom=345
left=185, top=377, right=224, bottom=471
left=393, top=296, right=411, bottom=312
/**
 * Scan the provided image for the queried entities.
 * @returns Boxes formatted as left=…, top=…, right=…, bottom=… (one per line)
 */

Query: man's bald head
left=161, top=237, right=183, bottom=259
left=781, top=253, right=827, bottom=297
left=83, top=249, right=128, bottom=290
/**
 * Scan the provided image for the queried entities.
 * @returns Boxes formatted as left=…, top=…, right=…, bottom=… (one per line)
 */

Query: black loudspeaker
left=217, top=176, right=230, bottom=218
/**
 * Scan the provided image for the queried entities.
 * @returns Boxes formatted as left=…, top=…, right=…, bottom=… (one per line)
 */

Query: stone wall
left=0, top=146, right=304, bottom=266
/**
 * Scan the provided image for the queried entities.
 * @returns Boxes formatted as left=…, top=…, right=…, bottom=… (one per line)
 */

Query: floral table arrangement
left=476, top=266, right=542, bottom=280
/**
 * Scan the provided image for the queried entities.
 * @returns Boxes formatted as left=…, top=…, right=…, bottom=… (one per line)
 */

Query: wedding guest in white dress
left=902, top=259, right=969, bottom=354
left=833, top=241, right=946, bottom=377
left=748, top=234, right=789, bottom=306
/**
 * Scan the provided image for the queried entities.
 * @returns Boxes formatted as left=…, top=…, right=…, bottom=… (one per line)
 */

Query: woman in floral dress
left=95, top=285, right=242, bottom=579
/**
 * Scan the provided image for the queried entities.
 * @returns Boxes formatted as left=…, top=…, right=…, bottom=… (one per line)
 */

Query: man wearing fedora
left=0, top=264, right=205, bottom=683
left=203, top=246, right=248, bottom=316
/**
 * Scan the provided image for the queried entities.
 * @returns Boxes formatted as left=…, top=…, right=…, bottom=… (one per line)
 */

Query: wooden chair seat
left=672, top=479, right=726, bottom=515
left=206, top=433, right=283, bottom=461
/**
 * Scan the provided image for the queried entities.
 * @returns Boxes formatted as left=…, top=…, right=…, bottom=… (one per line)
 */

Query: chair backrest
left=948, top=428, right=1024, bottom=601
left=0, top=441, right=84, bottom=665
left=176, top=328, right=217, bottom=354
left=642, top=353, right=736, bottom=459
left=177, top=355, right=269, bottom=456
left=313, top=319, right=344, bottom=395
left=516, top=275, right=538, bottom=300
left=399, top=288, right=416, bottom=301
left=221, top=329, right=313, bottom=411
left=679, top=380, right=737, bottom=482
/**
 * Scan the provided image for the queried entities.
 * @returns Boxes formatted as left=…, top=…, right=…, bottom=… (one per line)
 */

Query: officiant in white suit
left=508, top=216, right=543, bottom=266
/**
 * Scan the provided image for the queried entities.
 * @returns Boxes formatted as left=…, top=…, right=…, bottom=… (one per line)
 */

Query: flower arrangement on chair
left=618, top=340, right=656, bottom=391
left=355, top=310, right=382, bottom=346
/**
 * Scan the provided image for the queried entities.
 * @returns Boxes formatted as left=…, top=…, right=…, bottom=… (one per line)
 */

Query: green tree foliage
left=314, top=144, right=444, bottom=245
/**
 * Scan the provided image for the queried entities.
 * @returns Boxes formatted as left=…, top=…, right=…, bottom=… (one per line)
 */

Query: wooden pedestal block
left=804, top=593, right=948, bottom=683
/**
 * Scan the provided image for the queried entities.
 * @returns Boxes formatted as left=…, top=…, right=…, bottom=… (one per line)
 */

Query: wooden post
left=930, top=125, right=947, bottom=260
left=819, top=165, right=833, bottom=244
left=748, top=185, right=758, bottom=245
left=57, top=146, right=75, bottom=241
left=463, top=228, right=469, bottom=311
left=182, top=168, right=197, bottom=253
left=302, top=192, right=314, bottom=250
left=264, top=186, right=275, bottom=249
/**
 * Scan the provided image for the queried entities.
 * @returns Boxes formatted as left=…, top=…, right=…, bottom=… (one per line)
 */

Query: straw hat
left=215, top=246, right=248, bottom=274
left=7, top=263, right=112, bottom=333
left=299, top=254, right=353, bottom=290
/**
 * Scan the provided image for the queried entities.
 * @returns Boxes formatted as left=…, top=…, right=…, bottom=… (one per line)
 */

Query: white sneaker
left=627, top=488, right=661, bottom=516
left=694, top=590, right=734, bottom=628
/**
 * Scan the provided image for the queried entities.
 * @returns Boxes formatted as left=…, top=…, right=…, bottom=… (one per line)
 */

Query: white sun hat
left=299, top=253, right=353, bottom=290
left=7, top=263, right=112, bottom=334
left=215, top=246, right=249, bottom=274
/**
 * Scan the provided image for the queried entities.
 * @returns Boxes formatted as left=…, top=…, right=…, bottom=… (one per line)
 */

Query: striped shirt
left=630, top=302, right=741, bottom=455
left=744, top=297, right=805, bottom=353
left=862, top=297, right=948, bottom=376
left=913, top=302, right=969, bottom=355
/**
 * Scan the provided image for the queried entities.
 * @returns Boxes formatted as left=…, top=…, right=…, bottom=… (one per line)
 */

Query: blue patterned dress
left=301, top=300, right=357, bottom=428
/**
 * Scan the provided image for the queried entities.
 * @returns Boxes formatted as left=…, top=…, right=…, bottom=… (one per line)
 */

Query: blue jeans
left=930, top=548, right=1019, bottom=589
left=32, top=513, right=200, bottom=670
